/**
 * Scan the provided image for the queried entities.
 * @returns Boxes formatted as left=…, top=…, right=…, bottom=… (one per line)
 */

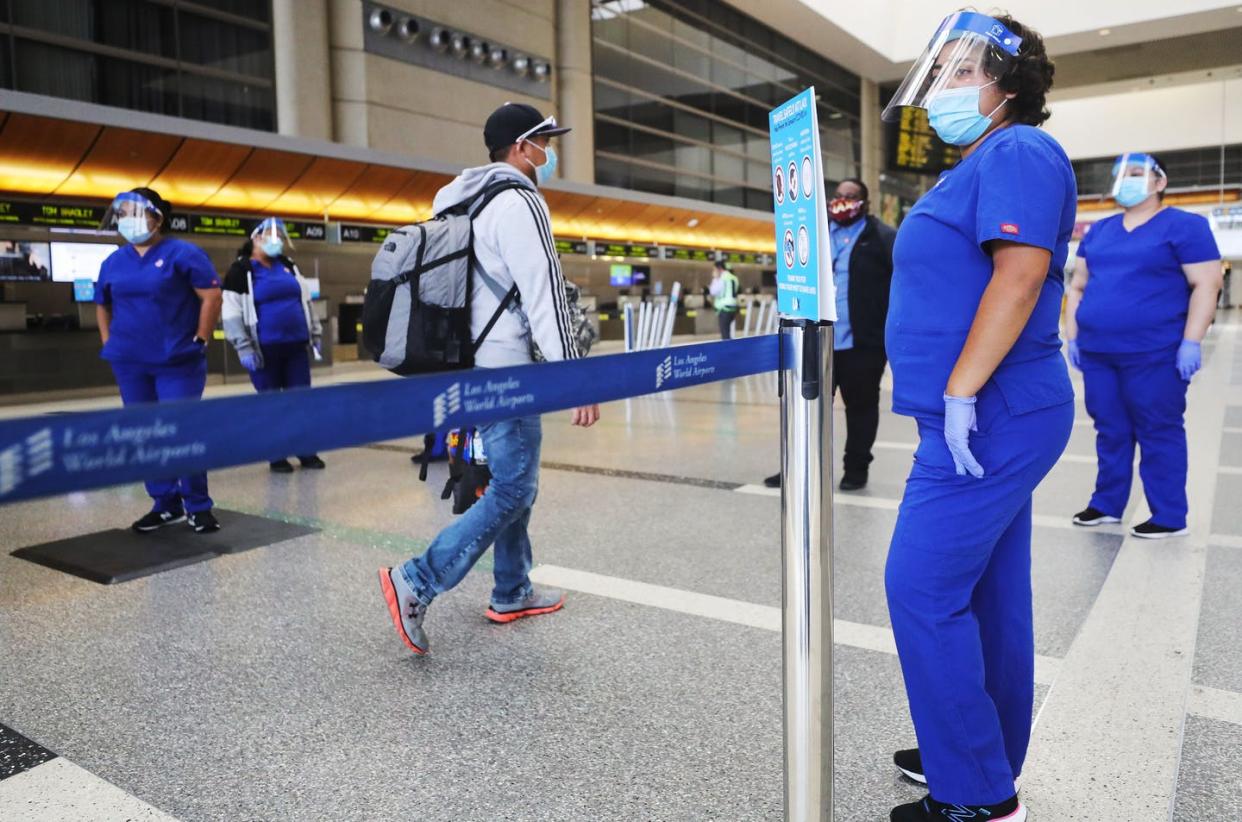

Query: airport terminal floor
left=1, top=324, right=1241, bottom=821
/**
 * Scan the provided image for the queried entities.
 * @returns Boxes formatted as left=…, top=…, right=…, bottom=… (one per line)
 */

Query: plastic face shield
left=1110, top=153, right=1164, bottom=199
left=99, top=191, right=161, bottom=232
left=252, top=217, right=293, bottom=251
left=881, top=12, right=1022, bottom=123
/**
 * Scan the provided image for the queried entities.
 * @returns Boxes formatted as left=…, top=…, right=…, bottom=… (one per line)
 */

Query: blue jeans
left=110, top=358, right=213, bottom=513
left=401, top=416, right=541, bottom=606
left=886, top=384, right=1073, bottom=805
left=1081, top=346, right=1188, bottom=529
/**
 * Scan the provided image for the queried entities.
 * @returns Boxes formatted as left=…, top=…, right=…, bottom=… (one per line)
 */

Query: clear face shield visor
left=881, top=12, right=1022, bottom=123
left=1110, top=153, right=1165, bottom=200
left=99, top=191, right=162, bottom=232
left=252, top=217, right=294, bottom=252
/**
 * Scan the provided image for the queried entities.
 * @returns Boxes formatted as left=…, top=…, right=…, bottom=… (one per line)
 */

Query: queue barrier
left=0, top=336, right=779, bottom=505
left=0, top=326, right=834, bottom=822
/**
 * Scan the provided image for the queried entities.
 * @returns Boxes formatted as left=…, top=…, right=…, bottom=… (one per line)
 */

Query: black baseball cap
left=484, top=102, right=571, bottom=153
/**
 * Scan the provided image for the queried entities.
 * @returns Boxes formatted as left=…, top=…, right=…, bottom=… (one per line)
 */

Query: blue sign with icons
left=769, top=87, right=834, bottom=322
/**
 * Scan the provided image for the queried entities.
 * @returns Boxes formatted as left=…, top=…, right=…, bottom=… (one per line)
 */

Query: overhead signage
left=719, top=251, right=773, bottom=265
left=285, top=221, right=327, bottom=242
left=340, top=224, right=393, bottom=243
left=594, top=241, right=629, bottom=258
left=0, top=200, right=106, bottom=228
left=660, top=246, right=714, bottom=262
left=167, top=214, right=248, bottom=236
left=554, top=239, right=589, bottom=255
left=886, top=107, right=957, bottom=175
left=769, top=87, right=834, bottom=321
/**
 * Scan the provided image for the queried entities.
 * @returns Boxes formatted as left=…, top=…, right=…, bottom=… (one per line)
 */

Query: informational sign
left=886, top=107, right=957, bottom=175
left=554, top=239, right=589, bottom=255
left=340, top=224, right=392, bottom=243
left=165, top=213, right=248, bottom=237
left=660, top=246, right=714, bottom=262
left=285, top=221, right=327, bottom=242
left=0, top=200, right=106, bottom=228
left=769, top=87, right=834, bottom=321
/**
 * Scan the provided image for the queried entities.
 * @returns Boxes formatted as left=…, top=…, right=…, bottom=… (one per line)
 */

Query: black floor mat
left=10, top=509, right=319, bottom=584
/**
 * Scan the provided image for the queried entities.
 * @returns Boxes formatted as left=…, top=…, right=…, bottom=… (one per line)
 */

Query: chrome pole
left=779, top=318, right=834, bottom=821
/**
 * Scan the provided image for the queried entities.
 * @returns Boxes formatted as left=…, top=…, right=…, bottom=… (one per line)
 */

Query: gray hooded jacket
left=431, top=163, right=579, bottom=367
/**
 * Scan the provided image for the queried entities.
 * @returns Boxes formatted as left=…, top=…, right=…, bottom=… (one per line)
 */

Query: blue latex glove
left=943, top=394, right=984, bottom=478
left=1067, top=338, right=1081, bottom=370
left=1176, top=339, right=1201, bottom=381
left=239, top=352, right=260, bottom=371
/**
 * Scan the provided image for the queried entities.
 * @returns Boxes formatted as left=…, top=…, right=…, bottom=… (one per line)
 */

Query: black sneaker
left=1072, top=506, right=1121, bottom=526
left=894, top=748, right=925, bottom=784
left=763, top=473, right=781, bottom=489
left=132, top=509, right=186, bottom=533
left=269, top=459, right=295, bottom=473
left=1130, top=519, right=1189, bottom=539
left=840, top=472, right=867, bottom=491
left=298, top=455, right=326, bottom=470
left=187, top=510, right=221, bottom=533
left=891, top=794, right=1025, bottom=822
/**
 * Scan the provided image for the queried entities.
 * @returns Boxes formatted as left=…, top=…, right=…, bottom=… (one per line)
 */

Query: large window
left=0, top=0, right=276, bottom=131
left=1073, top=145, right=1242, bottom=198
left=591, top=0, right=861, bottom=210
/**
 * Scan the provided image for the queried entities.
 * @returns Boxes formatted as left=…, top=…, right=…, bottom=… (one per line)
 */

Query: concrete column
left=273, top=0, right=335, bottom=141
left=859, top=79, right=883, bottom=199
left=556, top=0, right=595, bottom=184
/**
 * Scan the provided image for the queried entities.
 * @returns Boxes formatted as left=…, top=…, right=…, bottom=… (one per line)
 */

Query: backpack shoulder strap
left=468, top=179, right=529, bottom=218
left=466, top=179, right=530, bottom=352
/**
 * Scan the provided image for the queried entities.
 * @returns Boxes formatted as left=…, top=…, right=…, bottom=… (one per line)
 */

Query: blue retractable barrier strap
left=0, top=337, right=779, bottom=504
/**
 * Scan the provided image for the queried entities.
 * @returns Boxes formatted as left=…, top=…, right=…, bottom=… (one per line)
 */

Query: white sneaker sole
left=1130, top=527, right=1190, bottom=539
left=1072, top=515, right=1121, bottom=526
left=896, top=764, right=927, bottom=784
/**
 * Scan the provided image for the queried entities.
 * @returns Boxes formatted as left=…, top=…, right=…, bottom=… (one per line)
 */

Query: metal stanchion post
left=779, top=317, right=834, bottom=822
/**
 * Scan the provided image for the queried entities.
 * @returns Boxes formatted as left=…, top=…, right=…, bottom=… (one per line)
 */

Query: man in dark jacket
left=766, top=178, right=895, bottom=490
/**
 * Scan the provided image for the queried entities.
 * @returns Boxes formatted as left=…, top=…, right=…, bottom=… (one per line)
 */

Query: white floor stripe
left=735, top=485, right=1083, bottom=532
left=528, top=563, right=1060, bottom=686
left=1223, top=427, right=1242, bottom=435
left=1217, top=466, right=1242, bottom=475
left=1024, top=325, right=1235, bottom=819
left=0, top=757, right=178, bottom=821
left=1187, top=685, right=1242, bottom=727
left=1208, top=533, right=1242, bottom=549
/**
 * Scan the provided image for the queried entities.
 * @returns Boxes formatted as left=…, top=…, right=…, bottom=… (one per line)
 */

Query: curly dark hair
left=990, top=14, right=1055, bottom=126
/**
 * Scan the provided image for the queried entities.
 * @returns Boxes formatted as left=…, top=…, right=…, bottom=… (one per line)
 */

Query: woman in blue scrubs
left=1065, top=154, right=1222, bottom=538
left=222, top=217, right=325, bottom=473
left=95, top=188, right=223, bottom=534
left=879, top=13, right=1073, bottom=821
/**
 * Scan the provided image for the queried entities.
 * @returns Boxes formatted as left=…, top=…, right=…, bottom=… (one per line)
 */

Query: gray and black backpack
left=361, top=180, right=524, bottom=375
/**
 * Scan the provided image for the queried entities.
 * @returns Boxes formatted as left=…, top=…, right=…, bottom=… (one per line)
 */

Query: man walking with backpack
left=378, top=103, right=599, bottom=656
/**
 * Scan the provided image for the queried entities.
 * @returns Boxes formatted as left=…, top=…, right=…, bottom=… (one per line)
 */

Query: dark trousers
left=833, top=347, right=887, bottom=476
left=249, top=342, right=317, bottom=460
left=111, top=358, right=212, bottom=513
left=717, top=309, right=737, bottom=340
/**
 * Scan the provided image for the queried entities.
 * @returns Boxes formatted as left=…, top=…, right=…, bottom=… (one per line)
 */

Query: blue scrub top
left=829, top=218, right=866, bottom=351
left=251, top=259, right=309, bottom=346
left=1075, top=208, right=1219, bottom=354
left=95, top=237, right=220, bottom=365
left=886, top=125, right=1076, bottom=419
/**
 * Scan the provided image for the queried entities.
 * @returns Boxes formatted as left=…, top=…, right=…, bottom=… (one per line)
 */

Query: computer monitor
left=50, top=242, right=117, bottom=283
left=609, top=264, right=633, bottom=286
left=761, top=269, right=777, bottom=288
left=0, top=240, right=51, bottom=281
left=631, top=265, right=650, bottom=284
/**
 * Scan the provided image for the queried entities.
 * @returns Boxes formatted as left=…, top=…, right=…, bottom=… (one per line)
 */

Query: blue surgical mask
left=1114, top=177, right=1152, bottom=208
left=927, top=82, right=1006, bottom=146
left=527, top=143, right=558, bottom=186
left=117, top=215, right=154, bottom=245
left=260, top=239, right=284, bottom=258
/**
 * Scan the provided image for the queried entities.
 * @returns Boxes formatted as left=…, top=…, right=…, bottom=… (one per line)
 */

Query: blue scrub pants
left=1081, top=346, right=1188, bottom=530
left=885, top=386, right=1072, bottom=806
left=110, top=358, right=213, bottom=514
left=248, top=341, right=311, bottom=393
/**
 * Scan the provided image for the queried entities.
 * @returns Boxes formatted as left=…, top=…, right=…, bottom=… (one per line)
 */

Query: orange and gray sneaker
left=377, top=567, right=429, bottom=655
left=484, top=587, right=566, bottom=624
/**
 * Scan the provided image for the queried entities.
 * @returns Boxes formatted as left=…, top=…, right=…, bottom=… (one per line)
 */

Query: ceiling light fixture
left=396, top=17, right=420, bottom=42
left=368, top=8, right=393, bottom=34
left=1098, top=28, right=1111, bottom=36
